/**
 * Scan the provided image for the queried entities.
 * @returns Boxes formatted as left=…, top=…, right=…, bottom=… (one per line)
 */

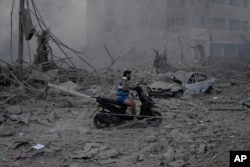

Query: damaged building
left=85, top=0, right=250, bottom=70
left=166, top=0, right=250, bottom=69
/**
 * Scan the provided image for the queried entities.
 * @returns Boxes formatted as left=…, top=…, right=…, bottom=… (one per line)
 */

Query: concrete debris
left=52, top=100, right=75, bottom=108
left=19, top=115, right=31, bottom=125
left=168, top=159, right=186, bottom=167
left=30, top=69, right=59, bottom=81
left=96, top=149, right=119, bottom=160
left=198, top=143, right=206, bottom=154
left=47, top=82, right=94, bottom=101
left=70, top=143, right=113, bottom=160
left=145, top=135, right=157, bottom=143
left=97, top=159, right=118, bottom=165
left=136, top=154, right=145, bottom=161
left=58, top=68, right=88, bottom=83
left=239, top=97, right=250, bottom=107
left=6, top=105, right=23, bottom=114
left=59, top=81, right=78, bottom=91
left=163, top=148, right=175, bottom=162
left=0, top=62, right=249, bottom=167
left=84, top=143, right=107, bottom=151
left=0, top=128, right=15, bottom=137
left=174, top=151, right=186, bottom=160
left=71, top=149, right=99, bottom=159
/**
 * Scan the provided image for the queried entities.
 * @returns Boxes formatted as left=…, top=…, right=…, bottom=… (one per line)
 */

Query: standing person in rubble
left=117, top=70, right=137, bottom=121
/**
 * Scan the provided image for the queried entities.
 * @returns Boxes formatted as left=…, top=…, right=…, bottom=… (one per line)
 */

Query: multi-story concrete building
left=85, top=0, right=250, bottom=68
left=166, top=0, right=250, bottom=67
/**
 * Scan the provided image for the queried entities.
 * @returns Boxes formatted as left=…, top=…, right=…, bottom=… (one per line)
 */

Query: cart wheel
left=146, top=110, right=162, bottom=127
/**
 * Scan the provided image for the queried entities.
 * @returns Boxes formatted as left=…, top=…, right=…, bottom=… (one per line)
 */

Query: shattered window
left=196, top=73, right=208, bottom=81
left=188, top=74, right=197, bottom=84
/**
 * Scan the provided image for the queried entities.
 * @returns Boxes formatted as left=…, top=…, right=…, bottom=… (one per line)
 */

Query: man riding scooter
left=116, top=70, right=137, bottom=121
left=93, top=70, right=162, bottom=128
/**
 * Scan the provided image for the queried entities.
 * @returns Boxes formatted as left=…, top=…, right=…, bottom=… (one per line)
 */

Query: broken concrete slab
left=145, top=135, right=157, bottom=143
left=163, top=148, right=175, bottom=162
left=198, top=143, right=206, bottom=154
left=97, top=159, right=118, bottom=165
left=59, top=80, right=78, bottom=91
left=96, top=149, right=119, bottom=160
left=71, top=149, right=99, bottom=159
left=19, top=115, right=31, bottom=125
left=84, top=143, right=108, bottom=151
left=30, top=69, right=59, bottom=81
left=0, top=127, right=15, bottom=137
left=168, top=159, right=186, bottom=167
left=6, top=105, right=23, bottom=114
left=136, top=153, right=145, bottom=161
left=11, top=140, right=29, bottom=149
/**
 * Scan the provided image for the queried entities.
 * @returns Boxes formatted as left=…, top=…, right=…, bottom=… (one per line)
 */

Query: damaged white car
left=147, top=81, right=184, bottom=98
left=147, top=71, right=215, bottom=97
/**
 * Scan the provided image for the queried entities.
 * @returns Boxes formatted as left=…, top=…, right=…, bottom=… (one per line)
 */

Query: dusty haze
left=0, top=0, right=86, bottom=67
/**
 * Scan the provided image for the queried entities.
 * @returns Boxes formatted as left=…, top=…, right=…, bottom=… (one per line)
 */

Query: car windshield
left=187, top=73, right=208, bottom=84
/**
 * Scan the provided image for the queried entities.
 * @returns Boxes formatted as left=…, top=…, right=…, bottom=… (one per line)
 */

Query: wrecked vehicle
left=147, top=71, right=215, bottom=97
left=147, top=81, right=184, bottom=98
left=172, top=71, right=215, bottom=94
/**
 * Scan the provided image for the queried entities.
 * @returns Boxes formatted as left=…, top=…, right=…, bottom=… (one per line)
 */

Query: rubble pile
left=0, top=63, right=250, bottom=167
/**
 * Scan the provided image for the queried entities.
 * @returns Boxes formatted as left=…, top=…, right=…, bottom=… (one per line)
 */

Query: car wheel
left=205, top=87, right=213, bottom=94
left=174, top=90, right=183, bottom=98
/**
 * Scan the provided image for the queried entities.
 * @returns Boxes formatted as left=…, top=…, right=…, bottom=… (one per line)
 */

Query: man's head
left=123, top=70, right=132, bottom=80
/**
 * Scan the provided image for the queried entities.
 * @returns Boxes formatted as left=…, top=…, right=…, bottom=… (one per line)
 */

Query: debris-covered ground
left=0, top=65, right=250, bottom=167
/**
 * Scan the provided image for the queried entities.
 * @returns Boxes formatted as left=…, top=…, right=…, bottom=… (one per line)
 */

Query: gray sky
left=0, top=0, right=86, bottom=65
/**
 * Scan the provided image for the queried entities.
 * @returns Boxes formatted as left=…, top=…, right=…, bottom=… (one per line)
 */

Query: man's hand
left=130, top=85, right=137, bottom=90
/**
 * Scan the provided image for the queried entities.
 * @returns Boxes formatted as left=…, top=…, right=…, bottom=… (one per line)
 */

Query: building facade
left=85, top=0, right=250, bottom=68
left=166, top=0, right=250, bottom=66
